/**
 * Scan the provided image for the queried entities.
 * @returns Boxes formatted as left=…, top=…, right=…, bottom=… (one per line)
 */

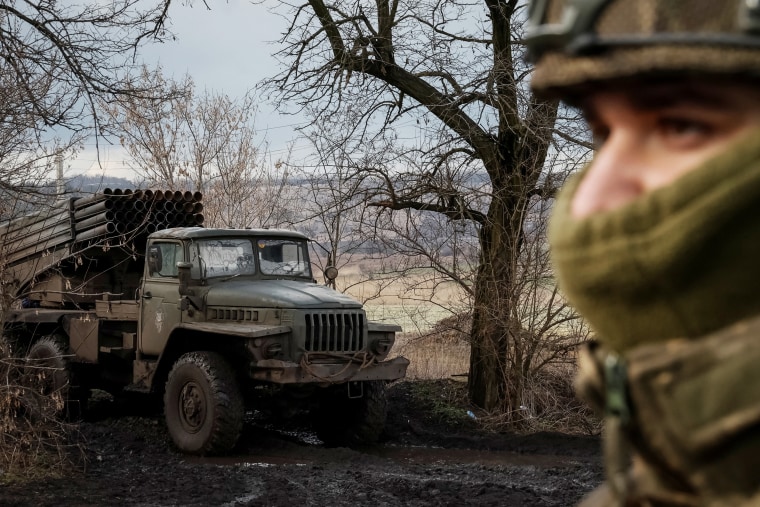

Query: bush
left=0, top=342, right=83, bottom=481
left=517, top=364, right=602, bottom=435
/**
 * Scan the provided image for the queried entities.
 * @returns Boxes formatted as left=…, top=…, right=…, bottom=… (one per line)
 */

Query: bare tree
left=0, top=72, right=73, bottom=201
left=296, top=110, right=593, bottom=427
left=102, top=67, right=192, bottom=188
left=0, top=0, right=178, bottom=201
left=0, top=0, right=180, bottom=319
left=105, top=73, right=295, bottom=228
left=103, top=68, right=244, bottom=190
left=292, top=121, right=395, bottom=296
left=266, top=0, right=592, bottom=414
left=206, top=144, right=296, bottom=229
left=0, top=1, right=174, bottom=136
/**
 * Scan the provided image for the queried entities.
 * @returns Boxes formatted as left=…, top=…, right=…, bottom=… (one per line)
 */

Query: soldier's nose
left=571, top=132, right=646, bottom=219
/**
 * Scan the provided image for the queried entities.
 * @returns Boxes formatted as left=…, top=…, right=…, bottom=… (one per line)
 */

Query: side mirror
left=177, top=261, right=193, bottom=296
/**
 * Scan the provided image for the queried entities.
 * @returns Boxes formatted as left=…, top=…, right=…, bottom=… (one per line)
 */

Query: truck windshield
left=257, top=238, right=312, bottom=278
left=190, top=238, right=256, bottom=279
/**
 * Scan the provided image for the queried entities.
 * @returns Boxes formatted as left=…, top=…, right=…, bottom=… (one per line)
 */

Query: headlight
left=370, top=334, right=394, bottom=356
left=265, top=343, right=283, bottom=359
left=249, top=338, right=285, bottom=360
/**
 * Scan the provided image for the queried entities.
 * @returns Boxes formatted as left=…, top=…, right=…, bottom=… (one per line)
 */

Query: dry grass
left=502, top=361, right=602, bottom=436
left=0, top=347, right=84, bottom=481
left=390, top=313, right=472, bottom=380
left=393, top=332, right=471, bottom=380
left=520, top=365, right=602, bottom=435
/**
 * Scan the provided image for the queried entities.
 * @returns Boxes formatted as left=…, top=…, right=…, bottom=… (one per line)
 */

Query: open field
left=364, top=304, right=453, bottom=333
left=335, top=257, right=469, bottom=332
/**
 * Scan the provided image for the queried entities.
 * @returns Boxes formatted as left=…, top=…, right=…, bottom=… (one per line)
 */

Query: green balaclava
left=549, top=128, right=760, bottom=353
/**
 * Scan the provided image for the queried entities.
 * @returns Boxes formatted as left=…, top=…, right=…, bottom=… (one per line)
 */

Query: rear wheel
left=164, top=351, right=244, bottom=455
left=24, top=335, right=87, bottom=420
left=314, top=380, right=387, bottom=447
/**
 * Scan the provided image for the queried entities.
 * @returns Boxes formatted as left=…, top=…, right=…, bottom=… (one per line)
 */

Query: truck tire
left=315, top=380, right=388, bottom=447
left=24, top=335, right=87, bottom=420
left=164, top=351, right=244, bottom=455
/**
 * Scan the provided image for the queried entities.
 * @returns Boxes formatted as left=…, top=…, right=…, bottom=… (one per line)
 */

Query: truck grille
left=304, top=311, right=365, bottom=352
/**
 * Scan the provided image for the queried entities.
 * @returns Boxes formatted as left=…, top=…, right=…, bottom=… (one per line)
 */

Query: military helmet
left=526, top=0, right=760, bottom=95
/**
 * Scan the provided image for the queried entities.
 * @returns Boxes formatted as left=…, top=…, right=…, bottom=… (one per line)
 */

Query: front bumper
left=249, top=356, right=409, bottom=384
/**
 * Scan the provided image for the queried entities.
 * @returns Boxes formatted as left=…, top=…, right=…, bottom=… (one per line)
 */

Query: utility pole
left=56, top=154, right=64, bottom=196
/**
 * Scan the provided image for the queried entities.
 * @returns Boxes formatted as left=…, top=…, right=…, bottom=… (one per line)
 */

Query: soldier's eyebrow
left=576, top=82, right=750, bottom=124
left=628, top=84, right=737, bottom=111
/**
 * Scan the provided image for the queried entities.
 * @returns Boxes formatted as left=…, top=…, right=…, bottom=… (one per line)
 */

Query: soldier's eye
left=587, top=121, right=609, bottom=149
left=657, top=116, right=714, bottom=148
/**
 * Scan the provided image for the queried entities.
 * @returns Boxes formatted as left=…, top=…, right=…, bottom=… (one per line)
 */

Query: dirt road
left=0, top=381, right=603, bottom=506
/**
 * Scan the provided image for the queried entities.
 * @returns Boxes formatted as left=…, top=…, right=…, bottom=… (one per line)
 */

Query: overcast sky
left=72, top=0, right=307, bottom=181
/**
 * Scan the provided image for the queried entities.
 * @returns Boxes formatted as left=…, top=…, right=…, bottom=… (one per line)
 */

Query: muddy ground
left=0, top=380, right=603, bottom=506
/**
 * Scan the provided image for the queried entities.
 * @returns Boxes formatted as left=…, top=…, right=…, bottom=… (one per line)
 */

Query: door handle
left=142, top=291, right=152, bottom=299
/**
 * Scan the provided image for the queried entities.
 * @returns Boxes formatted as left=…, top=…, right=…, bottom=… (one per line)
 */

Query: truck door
left=139, top=241, right=184, bottom=356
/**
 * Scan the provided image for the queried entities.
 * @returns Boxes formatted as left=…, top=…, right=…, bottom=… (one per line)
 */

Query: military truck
left=1, top=189, right=407, bottom=455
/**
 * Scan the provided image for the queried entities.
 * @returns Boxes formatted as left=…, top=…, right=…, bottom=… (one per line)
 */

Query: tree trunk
left=468, top=171, right=529, bottom=414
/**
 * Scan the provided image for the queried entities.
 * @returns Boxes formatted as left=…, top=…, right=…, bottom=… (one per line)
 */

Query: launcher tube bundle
left=0, top=189, right=204, bottom=305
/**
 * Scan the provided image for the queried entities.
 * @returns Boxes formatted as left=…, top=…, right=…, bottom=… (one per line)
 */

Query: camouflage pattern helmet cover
left=526, top=0, right=760, bottom=95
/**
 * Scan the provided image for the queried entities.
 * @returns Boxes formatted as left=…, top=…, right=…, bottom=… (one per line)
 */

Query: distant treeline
left=65, top=174, right=139, bottom=194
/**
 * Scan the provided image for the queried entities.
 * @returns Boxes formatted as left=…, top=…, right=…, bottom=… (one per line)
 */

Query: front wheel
left=314, top=380, right=388, bottom=447
left=164, top=351, right=244, bottom=455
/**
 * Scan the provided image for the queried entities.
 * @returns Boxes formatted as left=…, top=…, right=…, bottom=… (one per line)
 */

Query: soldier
left=525, top=1, right=760, bottom=506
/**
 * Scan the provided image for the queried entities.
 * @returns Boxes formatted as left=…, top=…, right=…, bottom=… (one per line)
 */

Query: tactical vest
left=576, top=315, right=760, bottom=507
